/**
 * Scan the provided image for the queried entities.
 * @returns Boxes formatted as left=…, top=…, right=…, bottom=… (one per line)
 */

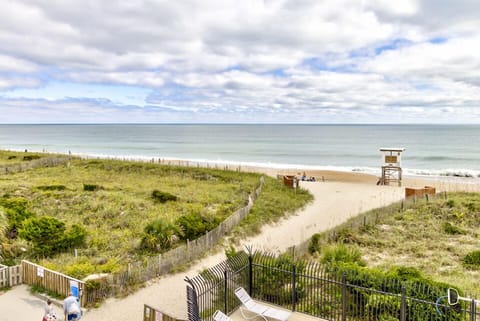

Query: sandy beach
left=78, top=167, right=480, bottom=321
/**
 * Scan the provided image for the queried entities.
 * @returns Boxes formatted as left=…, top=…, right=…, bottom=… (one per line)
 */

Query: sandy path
left=82, top=181, right=410, bottom=321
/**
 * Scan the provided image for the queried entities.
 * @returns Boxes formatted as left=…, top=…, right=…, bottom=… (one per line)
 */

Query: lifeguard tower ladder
left=379, top=147, right=405, bottom=186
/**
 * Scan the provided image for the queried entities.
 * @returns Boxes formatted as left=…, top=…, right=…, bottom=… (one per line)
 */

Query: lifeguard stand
left=379, top=147, right=405, bottom=186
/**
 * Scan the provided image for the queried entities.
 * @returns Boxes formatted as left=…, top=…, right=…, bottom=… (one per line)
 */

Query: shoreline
left=3, top=147, right=480, bottom=180
left=3, top=148, right=480, bottom=196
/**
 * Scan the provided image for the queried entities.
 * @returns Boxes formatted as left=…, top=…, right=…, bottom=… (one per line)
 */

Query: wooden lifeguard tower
left=379, top=147, right=405, bottom=186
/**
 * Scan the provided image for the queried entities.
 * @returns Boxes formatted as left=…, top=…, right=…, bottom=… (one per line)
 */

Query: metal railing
left=186, top=250, right=479, bottom=321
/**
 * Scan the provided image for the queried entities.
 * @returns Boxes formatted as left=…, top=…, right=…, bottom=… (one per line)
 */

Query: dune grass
left=0, top=150, right=58, bottom=165
left=309, top=192, right=480, bottom=297
left=0, top=155, right=313, bottom=278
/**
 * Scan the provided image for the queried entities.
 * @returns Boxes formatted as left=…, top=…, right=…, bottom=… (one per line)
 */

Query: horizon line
left=1, top=122, right=479, bottom=126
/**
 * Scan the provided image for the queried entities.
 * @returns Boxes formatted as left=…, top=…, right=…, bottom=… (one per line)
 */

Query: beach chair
left=234, top=287, right=291, bottom=321
left=213, top=310, right=233, bottom=321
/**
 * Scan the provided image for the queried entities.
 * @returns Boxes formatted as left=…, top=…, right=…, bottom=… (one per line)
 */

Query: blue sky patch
left=2, top=81, right=150, bottom=106
left=429, top=37, right=448, bottom=44
left=374, top=38, right=412, bottom=55
left=302, top=57, right=352, bottom=73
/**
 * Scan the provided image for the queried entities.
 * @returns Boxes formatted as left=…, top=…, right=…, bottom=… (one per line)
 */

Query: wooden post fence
left=0, top=264, right=22, bottom=287
left=0, top=264, right=8, bottom=287
left=21, top=260, right=86, bottom=306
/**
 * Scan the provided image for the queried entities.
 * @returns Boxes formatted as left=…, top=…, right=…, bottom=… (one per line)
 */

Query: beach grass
left=0, top=150, right=54, bottom=165
left=232, top=181, right=313, bottom=238
left=309, top=192, right=480, bottom=297
left=0, top=155, right=312, bottom=278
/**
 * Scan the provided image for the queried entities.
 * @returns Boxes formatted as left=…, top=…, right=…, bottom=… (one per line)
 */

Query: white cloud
left=0, top=0, right=480, bottom=123
left=361, top=34, right=480, bottom=87
left=366, top=0, right=419, bottom=17
left=0, top=55, right=38, bottom=73
left=0, top=76, right=40, bottom=90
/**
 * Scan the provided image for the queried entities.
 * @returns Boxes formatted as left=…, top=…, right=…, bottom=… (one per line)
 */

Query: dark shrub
left=442, top=222, right=466, bottom=235
left=388, top=266, right=422, bottom=280
left=321, top=244, right=365, bottom=266
left=140, top=219, right=180, bottom=252
left=446, top=199, right=456, bottom=208
left=151, top=190, right=177, bottom=203
left=19, top=216, right=66, bottom=256
left=463, top=250, right=480, bottom=269
left=335, top=227, right=360, bottom=244
left=0, top=197, right=35, bottom=239
left=308, top=233, right=322, bottom=254
left=61, top=224, right=87, bottom=249
left=37, top=185, right=67, bottom=191
left=176, top=212, right=217, bottom=241
left=7, top=155, right=16, bottom=160
left=83, top=184, right=100, bottom=191
left=18, top=216, right=87, bottom=257
left=23, top=155, right=41, bottom=161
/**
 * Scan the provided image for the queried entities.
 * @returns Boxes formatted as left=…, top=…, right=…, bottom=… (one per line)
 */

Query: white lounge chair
left=234, top=287, right=291, bottom=321
left=213, top=310, right=233, bottom=321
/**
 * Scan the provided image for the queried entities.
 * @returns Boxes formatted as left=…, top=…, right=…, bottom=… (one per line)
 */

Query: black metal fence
left=185, top=251, right=480, bottom=321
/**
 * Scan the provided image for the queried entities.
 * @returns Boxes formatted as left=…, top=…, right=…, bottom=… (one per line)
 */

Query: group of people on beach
left=301, top=172, right=316, bottom=182
left=43, top=292, right=81, bottom=321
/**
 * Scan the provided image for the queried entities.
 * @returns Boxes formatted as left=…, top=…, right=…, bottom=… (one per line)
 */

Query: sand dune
left=81, top=170, right=480, bottom=321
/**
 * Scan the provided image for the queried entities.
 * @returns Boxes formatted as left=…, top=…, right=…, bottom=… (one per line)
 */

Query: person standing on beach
left=63, top=292, right=81, bottom=321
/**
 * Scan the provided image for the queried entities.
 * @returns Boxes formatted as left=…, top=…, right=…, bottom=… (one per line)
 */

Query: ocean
left=0, top=124, right=479, bottom=178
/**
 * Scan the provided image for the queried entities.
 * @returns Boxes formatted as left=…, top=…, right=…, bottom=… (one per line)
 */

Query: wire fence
left=0, top=156, right=72, bottom=175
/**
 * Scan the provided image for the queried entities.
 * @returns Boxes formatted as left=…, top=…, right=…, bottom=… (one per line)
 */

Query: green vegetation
left=151, top=190, right=177, bottom=203
left=463, top=250, right=480, bottom=269
left=83, top=183, right=101, bottom=191
left=0, top=197, right=35, bottom=239
left=30, top=283, right=63, bottom=299
left=22, top=155, right=42, bottom=161
left=232, top=181, right=312, bottom=238
left=308, top=192, right=480, bottom=297
left=0, top=209, right=9, bottom=262
left=0, top=150, right=52, bottom=166
left=442, top=222, right=466, bottom=235
left=176, top=212, right=218, bottom=241
left=320, top=243, right=365, bottom=266
left=18, top=216, right=87, bottom=257
left=328, top=263, right=462, bottom=321
left=246, top=251, right=460, bottom=321
left=0, top=154, right=312, bottom=280
left=37, top=185, right=67, bottom=191
left=140, top=218, right=180, bottom=251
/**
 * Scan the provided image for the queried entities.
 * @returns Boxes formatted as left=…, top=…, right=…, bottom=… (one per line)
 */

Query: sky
left=0, top=0, right=480, bottom=124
